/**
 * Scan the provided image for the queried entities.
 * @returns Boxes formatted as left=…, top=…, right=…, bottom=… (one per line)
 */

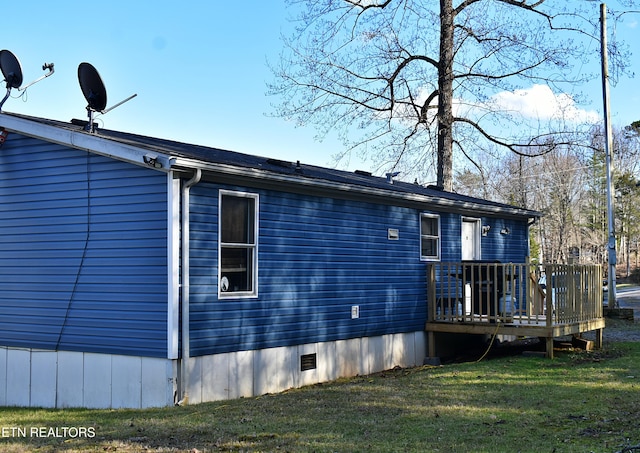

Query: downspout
left=179, top=168, right=201, bottom=405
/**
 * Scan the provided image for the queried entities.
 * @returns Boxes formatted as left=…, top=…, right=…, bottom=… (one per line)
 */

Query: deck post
left=595, top=328, right=603, bottom=350
left=428, top=331, right=436, bottom=359
left=427, top=264, right=436, bottom=322
left=546, top=337, right=554, bottom=359
left=545, top=263, right=553, bottom=327
left=426, top=264, right=438, bottom=360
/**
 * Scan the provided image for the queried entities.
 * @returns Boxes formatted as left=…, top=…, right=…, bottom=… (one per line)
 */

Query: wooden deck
left=425, top=262, right=606, bottom=358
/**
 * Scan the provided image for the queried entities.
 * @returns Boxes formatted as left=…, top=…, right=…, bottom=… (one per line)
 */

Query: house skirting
left=184, top=331, right=426, bottom=404
left=0, top=347, right=176, bottom=409
left=0, top=331, right=426, bottom=409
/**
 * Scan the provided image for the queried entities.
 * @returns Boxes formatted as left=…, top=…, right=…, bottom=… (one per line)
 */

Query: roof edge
left=1, top=112, right=541, bottom=220
left=0, top=112, right=174, bottom=171
left=171, top=157, right=542, bottom=219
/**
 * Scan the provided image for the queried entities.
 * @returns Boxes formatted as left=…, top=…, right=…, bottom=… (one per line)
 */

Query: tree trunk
left=438, top=0, right=455, bottom=191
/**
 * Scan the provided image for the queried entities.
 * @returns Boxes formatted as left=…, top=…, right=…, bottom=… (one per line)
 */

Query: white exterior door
left=461, top=218, right=481, bottom=261
left=461, top=218, right=481, bottom=315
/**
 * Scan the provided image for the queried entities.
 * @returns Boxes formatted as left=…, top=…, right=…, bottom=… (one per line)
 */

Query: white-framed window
left=218, top=190, right=259, bottom=298
left=420, top=213, right=441, bottom=261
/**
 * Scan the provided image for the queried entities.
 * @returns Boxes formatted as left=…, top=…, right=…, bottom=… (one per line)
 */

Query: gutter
left=170, top=157, right=541, bottom=220
left=178, top=168, right=202, bottom=405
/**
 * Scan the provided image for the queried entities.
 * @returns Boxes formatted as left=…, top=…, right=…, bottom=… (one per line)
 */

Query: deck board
left=426, top=317, right=606, bottom=359
left=426, top=317, right=605, bottom=337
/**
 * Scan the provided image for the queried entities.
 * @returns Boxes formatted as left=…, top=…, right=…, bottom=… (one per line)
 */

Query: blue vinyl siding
left=438, top=214, right=529, bottom=262
left=480, top=217, right=529, bottom=261
left=439, top=213, right=462, bottom=261
left=189, top=183, right=428, bottom=356
left=0, top=134, right=168, bottom=357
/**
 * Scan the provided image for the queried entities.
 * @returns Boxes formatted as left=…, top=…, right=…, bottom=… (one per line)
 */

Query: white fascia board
left=0, top=113, right=174, bottom=171
left=171, top=157, right=539, bottom=219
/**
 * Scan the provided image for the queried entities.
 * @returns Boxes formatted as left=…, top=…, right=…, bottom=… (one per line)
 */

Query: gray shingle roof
left=3, top=112, right=541, bottom=219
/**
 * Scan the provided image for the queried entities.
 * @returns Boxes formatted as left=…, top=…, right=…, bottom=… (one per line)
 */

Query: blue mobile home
left=0, top=112, right=539, bottom=408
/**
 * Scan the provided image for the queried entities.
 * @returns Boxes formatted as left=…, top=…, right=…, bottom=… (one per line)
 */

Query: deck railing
left=427, top=262, right=603, bottom=326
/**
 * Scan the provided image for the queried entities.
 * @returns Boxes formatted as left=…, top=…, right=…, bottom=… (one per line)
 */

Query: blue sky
left=1, top=1, right=638, bottom=176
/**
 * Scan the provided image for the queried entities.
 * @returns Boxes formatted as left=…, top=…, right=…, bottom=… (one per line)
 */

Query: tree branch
left=345, top=0, right=393, bottom=10
left=457, top=56, right=549, bottom=81
left=420, top=89, right=439, bottom=124
left=453, top=115, right=576, bottom=157
left=454, top=139, right=484, bottom=176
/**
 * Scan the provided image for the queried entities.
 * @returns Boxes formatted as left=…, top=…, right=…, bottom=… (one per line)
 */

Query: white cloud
left=394, top=84, right=601, bottom=129
left=490, top=84, right=600, bottom=124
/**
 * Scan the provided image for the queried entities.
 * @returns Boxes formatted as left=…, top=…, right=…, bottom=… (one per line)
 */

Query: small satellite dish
left=77, top=62, right=137, bottom=132
left=0, top=50, right=23, bottom=89
left=78, top=62, right=107, bottom=112
left=0, top=49, right=54, bottom=112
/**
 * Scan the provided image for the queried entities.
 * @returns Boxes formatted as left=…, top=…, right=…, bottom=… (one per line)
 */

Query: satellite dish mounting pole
left=86, top=106, right=95, bottom=133
left=0, top=86, right=11, bottom=112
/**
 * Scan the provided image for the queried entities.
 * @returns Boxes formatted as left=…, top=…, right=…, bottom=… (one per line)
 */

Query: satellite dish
left=0, top=50, right=23, bottom=89
left=0, top=49, right=54, bottom=112
left=78, top=62, right=107, bottom=112
left=77, top=62, right=137, bottom=132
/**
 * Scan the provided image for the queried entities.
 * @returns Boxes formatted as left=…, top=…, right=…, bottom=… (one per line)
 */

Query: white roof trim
left=0, top=113, right=173, bottom=171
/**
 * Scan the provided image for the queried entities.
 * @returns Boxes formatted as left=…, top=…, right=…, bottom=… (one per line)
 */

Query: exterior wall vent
left=300, top=353, right=317, bottom=372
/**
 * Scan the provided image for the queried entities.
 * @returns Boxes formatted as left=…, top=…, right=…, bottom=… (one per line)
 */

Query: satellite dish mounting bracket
left=18, top=62, right=54, bottom=92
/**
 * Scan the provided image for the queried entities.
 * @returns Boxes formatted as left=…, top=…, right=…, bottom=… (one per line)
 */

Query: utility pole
left=599, top=2, right=618, bottom=308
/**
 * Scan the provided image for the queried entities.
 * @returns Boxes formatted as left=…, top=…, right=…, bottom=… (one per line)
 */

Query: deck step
left=571, top=336, right=594, bottom=351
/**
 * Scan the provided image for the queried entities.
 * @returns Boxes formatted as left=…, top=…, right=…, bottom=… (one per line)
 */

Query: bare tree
left=270, top=0, right=636, bottom=190
left=534, top=149, right=586, bottom=263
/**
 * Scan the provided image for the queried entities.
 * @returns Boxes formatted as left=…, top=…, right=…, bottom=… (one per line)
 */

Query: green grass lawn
left=1, top=341, right=640, bottom=452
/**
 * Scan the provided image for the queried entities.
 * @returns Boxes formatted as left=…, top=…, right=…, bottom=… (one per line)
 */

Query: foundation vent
left=300, top=353, right=317, bottom=371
